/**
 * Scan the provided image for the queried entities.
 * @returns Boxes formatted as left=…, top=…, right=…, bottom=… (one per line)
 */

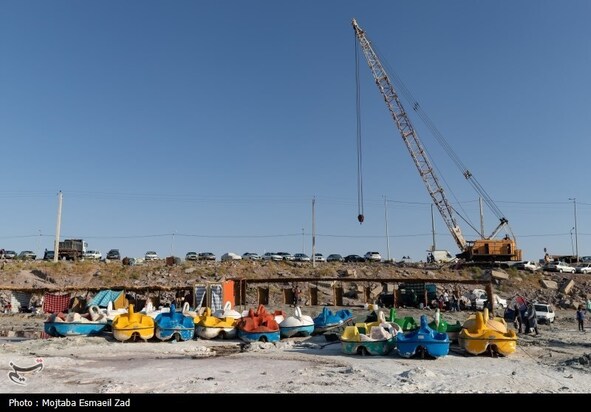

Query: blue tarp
left=87, top=290, right=124, bottom=308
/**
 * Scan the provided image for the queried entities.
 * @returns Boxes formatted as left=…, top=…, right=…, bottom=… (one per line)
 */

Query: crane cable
left=388, top=66, right=506, bottom=223
left=354, top=34, right=364, bottom=224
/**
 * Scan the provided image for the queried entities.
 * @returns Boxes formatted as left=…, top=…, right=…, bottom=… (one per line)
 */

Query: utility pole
left=384, top=196, right=391, bottom=262
left=479, top=197, right=484, bottom=238
left=53, top=191, right=63, bottom=262
left=312, top=197, right=316, bottom=268
left=569, top=198, right=579, bottom=262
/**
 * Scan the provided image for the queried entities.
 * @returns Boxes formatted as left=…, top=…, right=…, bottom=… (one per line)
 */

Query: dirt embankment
left=0, top=259, right=589, bottom=311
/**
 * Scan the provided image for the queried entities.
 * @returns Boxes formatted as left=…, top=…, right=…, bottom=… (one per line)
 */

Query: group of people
left=436, top=290, right=460, bottom=312
left=513, top=302, right=539, bottom=335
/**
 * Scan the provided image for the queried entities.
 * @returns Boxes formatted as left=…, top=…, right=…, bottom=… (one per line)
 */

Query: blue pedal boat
left=154, top=303, right=195, bottom=341
left=43, top=313, right=108, bottom=337
left=313, top=307, right=354, bottom=334
left=396, top=314, right=450, bottom=359
left=44, top=321, right=108, bottom=337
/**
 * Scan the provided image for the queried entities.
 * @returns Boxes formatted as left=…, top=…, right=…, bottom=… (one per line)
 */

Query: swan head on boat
left=182, top=301, right=198, bottom=318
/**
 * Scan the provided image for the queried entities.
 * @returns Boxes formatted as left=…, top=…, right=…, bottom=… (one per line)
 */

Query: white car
left=364, top=251, right=382, bottom=262
left=544, top=261, right=575, bottom=273
left=276, top=252, right=295, bottom=261
left=576, top=263, right=591, bottom=274
left=313, top=253, right=326, bottom=262
left=262, top=252, right=283, bottom=261
left=293, top=253, right=310, bottom=262
left=145, top=251, right=159, bottom=261
left=534, top=303, right=555, bottom=324
left=242, top=252, right=261, bottom=261
left=517, top=260, right=541, bottom=272
left=221, top=252, right=242, bottom=262
left=198, top=252, right=216, bottom=261
left=3, top=250, right=17, bottom=259
left=473, top=290, right=507, bottom=310
left=185, top=252, right=198, bottom=261
left=83, top=250, right=102, bottom=260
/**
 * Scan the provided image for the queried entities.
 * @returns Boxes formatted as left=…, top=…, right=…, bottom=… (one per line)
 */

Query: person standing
left=577, top=305, right=586, bottom=332
left=513, top=303, right=523, bottom=333
left=526, top=303, right=539, bottom=336
left=292, top=285, right=301, bottom=306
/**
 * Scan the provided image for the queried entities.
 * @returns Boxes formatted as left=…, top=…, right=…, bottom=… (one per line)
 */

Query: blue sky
left=1, top=1, right=590, bottom=261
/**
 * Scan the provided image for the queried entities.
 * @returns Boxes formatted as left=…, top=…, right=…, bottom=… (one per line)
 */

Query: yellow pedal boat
left=111, top=304, right=155, bottom=342
left=195, top=307, right=238, bottom=340
left=462, top=308, right=508, bottom=333
left=459, top=309, right=517, bottom=356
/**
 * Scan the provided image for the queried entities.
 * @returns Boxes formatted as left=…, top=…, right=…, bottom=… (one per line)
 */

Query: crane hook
left=357, top=214, right=364, bottom=224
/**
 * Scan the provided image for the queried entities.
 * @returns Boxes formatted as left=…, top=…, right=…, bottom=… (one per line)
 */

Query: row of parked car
left=515, top=260, right=591, bottom=274
left=0, top=250, right=36, bottom=260
left=183, top=251, right=384, bottom=263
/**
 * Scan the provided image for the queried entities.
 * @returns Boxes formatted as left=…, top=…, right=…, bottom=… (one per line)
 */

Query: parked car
left=83, top=250, right=102, bottom=260
left=293, top=253, right=310, bottom=262
left=144, top=251, right=159, bottom=261
left=106, top=249, right=121, bottom=260
left=534, top=303, right=555, bottom=324
left=364, top=251, right=382, bottom=262
left=262, top=252, right=283, bottom=261
left=516, top=260, right=541, bottom=272
left=313, top=253, right=326, bottom=262
left=3, top=250, right=17, bottom=259
left=544, top=261, right=575, bottom=273
left=471, top=289, right=507, bottom=310
left=221, top=252, right=242, bottom=262
left=43, top=250, right=55, bottom=261
left=241, top=252, right=260, bottom=261
left=198, top=252, right=216, bottom=261
left=326, top=254, right=344, bottom=262
left=18, top=251, right=36, bottom=260
left=276, top=252, right=294, bottom=261
left=185, top=251, right=198, bottom=261
left=576, top=263, right=591, bottom=274
left=344, top=254, right=365, bottom=262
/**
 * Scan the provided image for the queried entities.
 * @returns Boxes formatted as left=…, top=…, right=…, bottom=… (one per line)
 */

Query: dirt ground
left=1, top=260, right=591, bottom=397
left=1, top=305, right=590, bottom=395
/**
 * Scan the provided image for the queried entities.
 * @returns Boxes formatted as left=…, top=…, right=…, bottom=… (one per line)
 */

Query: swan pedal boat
left=279, top=306, right=315, bottom=338
left=312, top=307, right=354, bottom=335
left=237, top=305, right=282, bottom=343
left=458, top=308, right=517, bottom=356
left=340, top=311, right=400, bottom=356
left=154, top=303, right=195, bottom=341
left=43, top=308, right=108, bottom=337
left=111, top=304, right=155, bottom=342
left=195, top=307, right=239, bottom=340
left=427, top=309, right=463, bottom=342
left=396, top=314, right=450, bottom=359
left=379, top=308, right=418, bottom=332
